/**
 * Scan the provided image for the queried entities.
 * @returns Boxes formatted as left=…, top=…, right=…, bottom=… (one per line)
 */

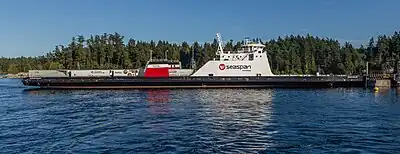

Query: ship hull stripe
left=22, top=76, right=366, bottom=89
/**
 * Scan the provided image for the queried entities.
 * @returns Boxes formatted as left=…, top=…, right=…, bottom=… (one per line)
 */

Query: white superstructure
left=191, top=33, right=274, bottom=77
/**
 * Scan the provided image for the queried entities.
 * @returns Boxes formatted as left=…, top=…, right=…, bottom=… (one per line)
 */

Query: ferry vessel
left=21, top=33, right=366, bottom=89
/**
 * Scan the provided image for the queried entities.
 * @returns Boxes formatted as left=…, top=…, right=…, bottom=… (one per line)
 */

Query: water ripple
left=1, top=79, right=400, bottom=153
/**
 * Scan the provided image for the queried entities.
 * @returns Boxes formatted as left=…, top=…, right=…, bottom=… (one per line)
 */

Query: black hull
left=21, top=76, right=366, bottom=89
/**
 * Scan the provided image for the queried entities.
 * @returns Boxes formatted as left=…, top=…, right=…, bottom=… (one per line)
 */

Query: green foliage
left=1, top=31, right=400, bottom=75
left=7, top=64, right=19, bottom=74
left=48, top=62, right=64, bottom=69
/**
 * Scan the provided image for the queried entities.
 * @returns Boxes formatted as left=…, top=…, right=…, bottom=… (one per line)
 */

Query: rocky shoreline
left=1, top=72, right=28, bottom=78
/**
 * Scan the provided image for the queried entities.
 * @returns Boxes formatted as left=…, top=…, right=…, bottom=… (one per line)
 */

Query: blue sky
left=0, top=0, right=399, bottom=57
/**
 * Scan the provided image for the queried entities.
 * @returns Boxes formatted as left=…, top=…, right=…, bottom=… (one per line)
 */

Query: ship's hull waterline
left=22, top=76, right=366, bottom=89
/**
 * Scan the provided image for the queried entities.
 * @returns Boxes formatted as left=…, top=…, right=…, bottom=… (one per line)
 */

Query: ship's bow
left=21, top=78, right=30, bottom=86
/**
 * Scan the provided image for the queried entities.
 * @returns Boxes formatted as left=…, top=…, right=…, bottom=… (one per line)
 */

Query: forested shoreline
left=1, top=31, right=400, bottom=75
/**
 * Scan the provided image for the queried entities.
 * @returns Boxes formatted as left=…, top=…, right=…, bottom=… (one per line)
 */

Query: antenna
left=191, top=50, right=196, bottom=69
left=149, top=50, right=153, bottom=62
left=77, top=62, right=80, bottom=70
left=244, top=36, right=250, bottom=45
left=216, top=33, right=224, bottom=55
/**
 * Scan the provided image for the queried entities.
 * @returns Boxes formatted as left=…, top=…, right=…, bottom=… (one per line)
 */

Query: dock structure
left=394, top=73, right=400, bottom=88
left=366, top=70, right=395, bottom=88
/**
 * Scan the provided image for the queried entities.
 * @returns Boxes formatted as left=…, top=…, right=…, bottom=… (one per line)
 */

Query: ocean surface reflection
left=1, top=79, right=400, bottom=153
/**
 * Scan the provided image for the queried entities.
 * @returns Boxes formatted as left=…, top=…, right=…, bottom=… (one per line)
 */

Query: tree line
left=1, top=31, right=400, bottom=75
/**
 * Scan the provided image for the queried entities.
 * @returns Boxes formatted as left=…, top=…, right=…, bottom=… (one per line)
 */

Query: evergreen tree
left=2, top=31, right=400, bottom=75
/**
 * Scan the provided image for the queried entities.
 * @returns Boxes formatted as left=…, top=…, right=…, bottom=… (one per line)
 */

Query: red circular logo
left=219, top=64, right=225, bottom=70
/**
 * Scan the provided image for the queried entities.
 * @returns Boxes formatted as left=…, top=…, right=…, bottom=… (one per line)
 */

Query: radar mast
left=216, top=33, right=224, bottom=55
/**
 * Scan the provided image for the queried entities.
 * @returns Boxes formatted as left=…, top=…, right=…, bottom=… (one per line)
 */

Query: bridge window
left=249, top=54, right=254, bottom=61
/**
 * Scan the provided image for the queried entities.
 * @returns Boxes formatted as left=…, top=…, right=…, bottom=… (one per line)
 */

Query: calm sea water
left=1, top=78, right=400, bottom=153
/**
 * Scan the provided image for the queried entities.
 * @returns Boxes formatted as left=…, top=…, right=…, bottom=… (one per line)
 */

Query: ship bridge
left=238, top=37, right=265, bottom=54
left=214, top=35, right=267, bottom=63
